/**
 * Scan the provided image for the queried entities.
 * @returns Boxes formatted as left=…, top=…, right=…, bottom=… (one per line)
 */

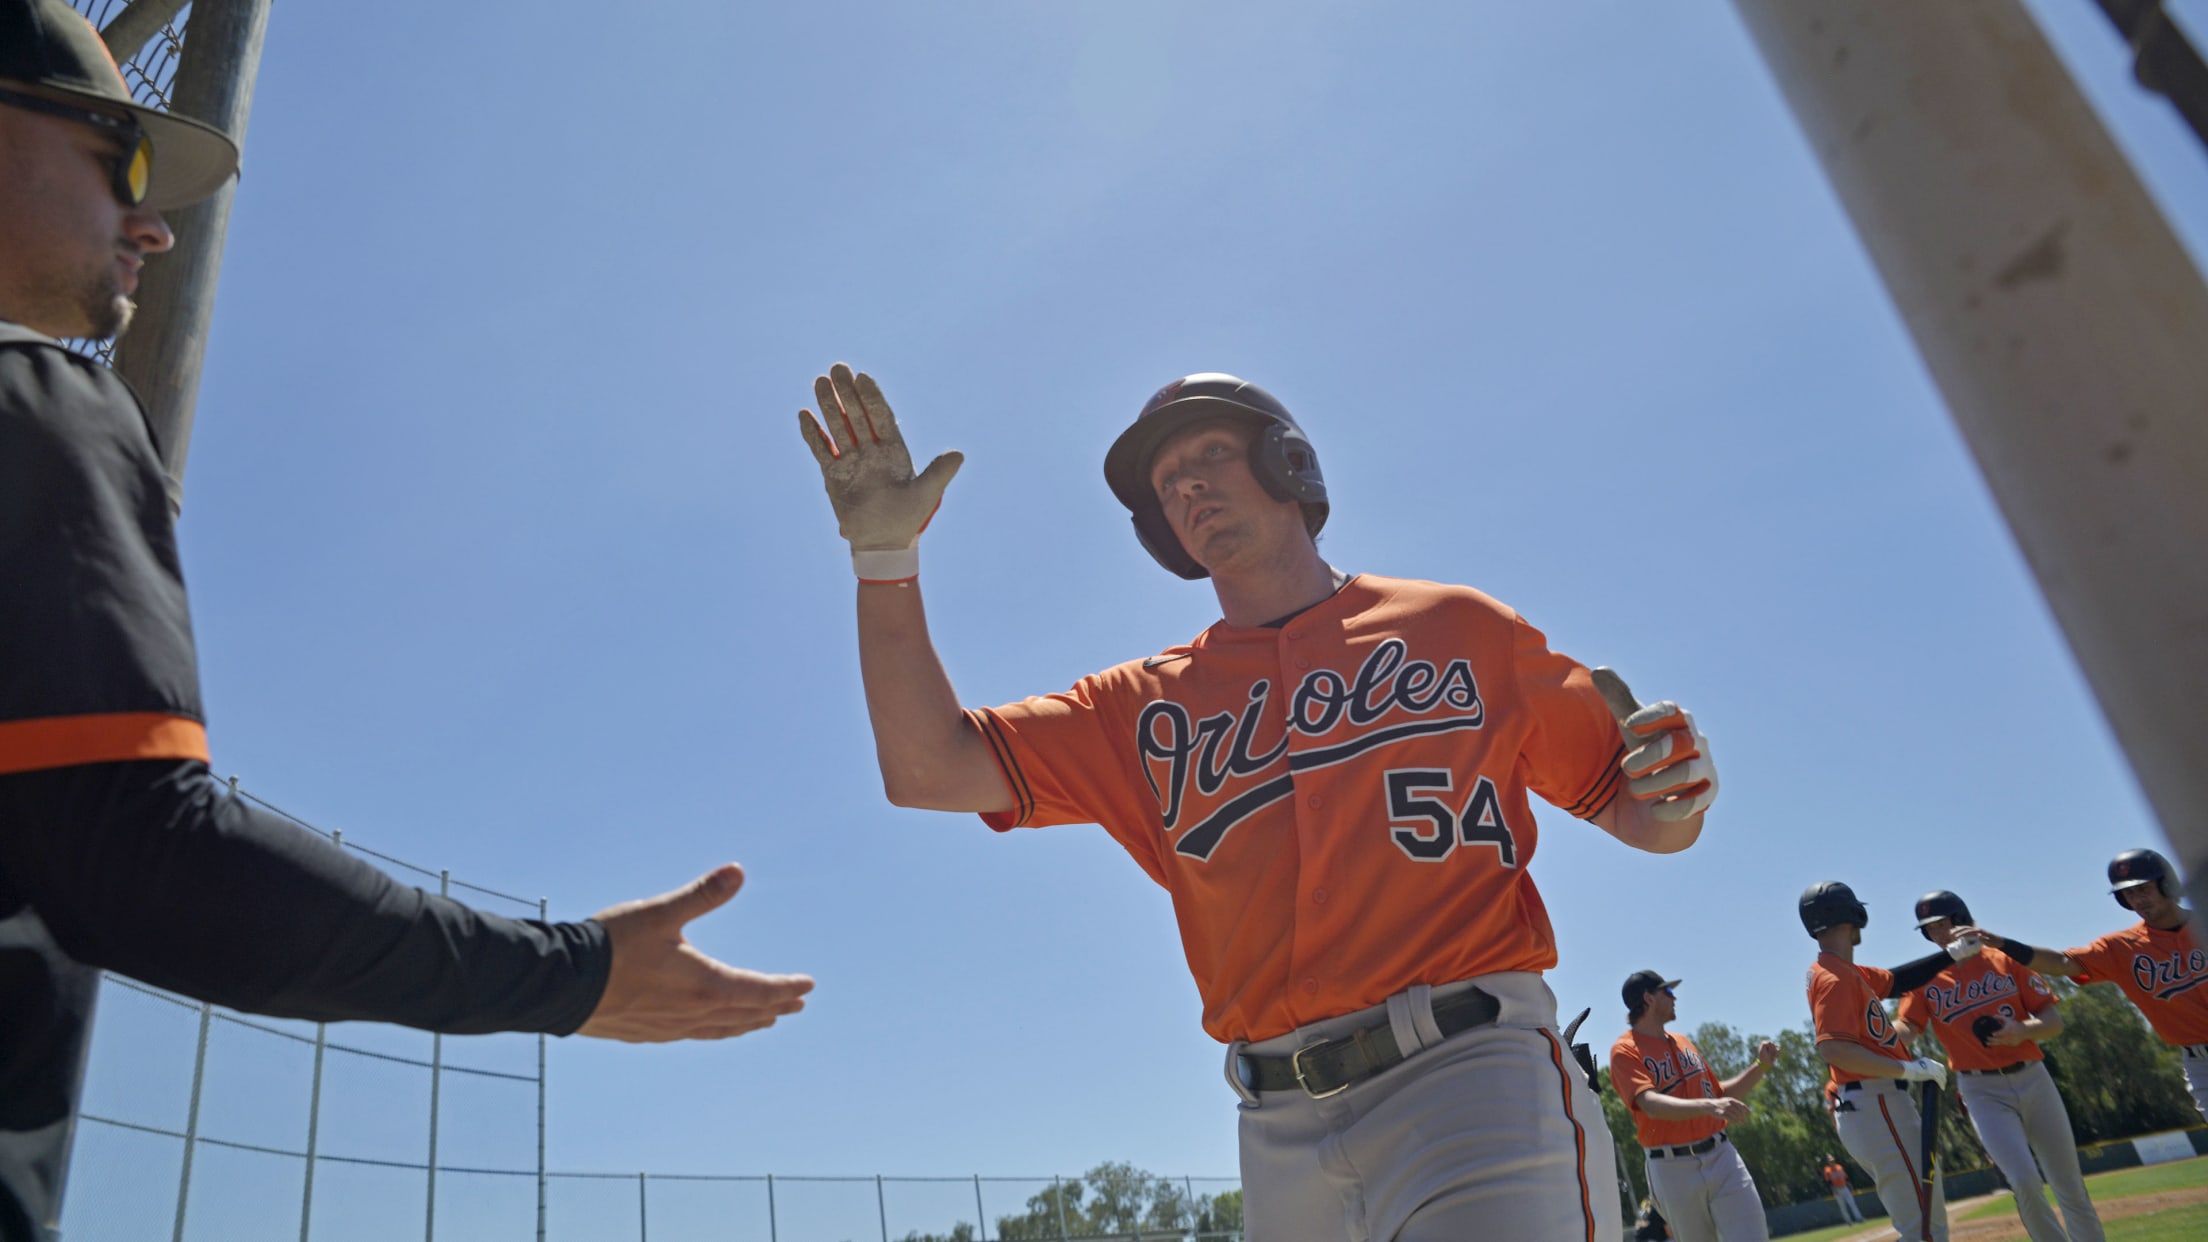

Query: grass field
left=1774, top=1154, right=2207, bottom=1241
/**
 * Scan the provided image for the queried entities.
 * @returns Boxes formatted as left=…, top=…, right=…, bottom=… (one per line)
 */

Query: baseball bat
left=1916, top=1079, right=1940, bottom=1230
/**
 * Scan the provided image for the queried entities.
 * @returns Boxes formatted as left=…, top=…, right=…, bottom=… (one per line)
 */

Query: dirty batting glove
left=1591, top=668, right=1719, bottom=821
left=797, top=363, right=963, bottom=583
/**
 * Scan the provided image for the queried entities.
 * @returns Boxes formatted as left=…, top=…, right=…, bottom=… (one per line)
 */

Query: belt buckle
left=1292, top=1039, right=1350, bottom=1099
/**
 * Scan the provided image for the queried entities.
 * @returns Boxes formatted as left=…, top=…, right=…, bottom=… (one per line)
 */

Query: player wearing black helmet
left=1799, top=882, right=1975, bottom=1242
left=1956, top=849, right=2208, bottom=1123
left=1893, top=892, right=2103, bottom=1242
left=798, top=363, right=1726, bottom=1241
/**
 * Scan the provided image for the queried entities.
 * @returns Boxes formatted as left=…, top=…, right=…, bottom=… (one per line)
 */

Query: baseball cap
left=0, top=0, right=239, bottom=209
left=1622, top=970, right=1681, bottom=1013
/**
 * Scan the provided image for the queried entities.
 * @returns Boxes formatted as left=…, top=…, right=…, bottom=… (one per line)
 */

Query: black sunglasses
left=0, top=86, right=154, bottom=207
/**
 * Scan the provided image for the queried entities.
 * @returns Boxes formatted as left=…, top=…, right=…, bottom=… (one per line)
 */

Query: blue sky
left=65, top=0, right=2208, bottom=1235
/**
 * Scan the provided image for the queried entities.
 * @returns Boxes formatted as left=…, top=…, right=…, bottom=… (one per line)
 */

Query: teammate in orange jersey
left=1961, top=849, right=2208, bottom=1124
left=1799, top=882, right=1963, bottom=1242
left=1893, top=891, right=2103, bottom=1242
left=1819, top=1155, right=1863, bottom=1224
left=1607, top=972, right=1779, bottom=1242
left=799, top=367, right=1720, bottom=1242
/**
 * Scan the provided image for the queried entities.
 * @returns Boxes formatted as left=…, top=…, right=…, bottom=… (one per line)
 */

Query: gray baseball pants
left=1642, top=1134, right=1768, bottom=1242
left=1956, top=1062, right=2101, bottom=1242
left=1228, top=973, right=1622, bottom=1242
left=2184, top=1047, right=2208, bottom=1123
left=1832, top=1079, right=1946, bottom=1242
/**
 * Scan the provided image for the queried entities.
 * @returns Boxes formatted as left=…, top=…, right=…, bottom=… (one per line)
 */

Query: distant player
left=1606, top=971, right=1779, bottom=1242
left=1800, top=881, right=1963, bottom=1242
left=1965, top=849, right=2208, bottom=1124
left=1819, top=1155, right=1862, bottom=1224
left=799, top=366, right=1721, bottom=1240
left=1893, top=891, right=2103, bottom=1242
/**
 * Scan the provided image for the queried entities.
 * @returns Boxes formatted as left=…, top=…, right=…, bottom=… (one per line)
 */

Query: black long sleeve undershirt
left=0, top=758, right=609, bottom=1035
left=1884, top=950, right=1954, bottom=998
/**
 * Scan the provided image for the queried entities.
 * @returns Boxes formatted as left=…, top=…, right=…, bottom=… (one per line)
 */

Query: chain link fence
left=58, top=780, right=1242, bottom=1242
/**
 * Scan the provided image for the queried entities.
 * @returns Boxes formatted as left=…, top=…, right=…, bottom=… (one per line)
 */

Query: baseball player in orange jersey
left=798, top=366, right=1720, bottom=1242
left=1819, top=1155, right=1863, bottom=1224
left=1892, top=892, right=2103, bottom=1242
left=1799, top=882, right=1967, bottom=1242
left=1607, top=972, right=1780, bottom=1242
left=1958, top=849, right=2208, bottom=1124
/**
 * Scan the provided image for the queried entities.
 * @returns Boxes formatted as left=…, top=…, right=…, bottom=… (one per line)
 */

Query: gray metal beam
left=111, top=0, right=275, bottom=511
left=98, top=0, right=192, bottom=64
left=1728, top=1, right=2208, bottom=914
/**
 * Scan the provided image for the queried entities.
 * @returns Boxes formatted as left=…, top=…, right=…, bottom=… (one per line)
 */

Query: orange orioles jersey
left=1608, top=1031, right=1726, bottom=1148
left=1893, top=948, right=2056, bottom=1073
left=968, top=574, right=1626, bottom=1044
left=1807, top=953, right=1909, bottom=1087
left=2068, top=922, right=2208, bottom=1046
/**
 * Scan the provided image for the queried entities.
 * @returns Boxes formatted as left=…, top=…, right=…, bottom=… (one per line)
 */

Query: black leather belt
left=1647, top=1131, right=1729, bottom=1160
left=1962, top=1061, right=2033, bottom=1077
left=1238, top=987, right=1501, bottom=1098
left=2184, top=1043, right=2208, bottom=1059
left=1839, top=1079, right=1903, bottom=1092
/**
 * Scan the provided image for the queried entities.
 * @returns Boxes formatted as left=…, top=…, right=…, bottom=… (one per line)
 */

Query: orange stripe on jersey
left=1565, top=741, right=1627, bottom=818
left=0, top=712, right=208, bottom=775
left=1544, top=1029, right=1598, bottom=1242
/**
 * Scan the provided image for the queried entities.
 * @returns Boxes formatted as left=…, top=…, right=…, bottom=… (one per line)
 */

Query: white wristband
left=852, top=546, right=919, bottom=582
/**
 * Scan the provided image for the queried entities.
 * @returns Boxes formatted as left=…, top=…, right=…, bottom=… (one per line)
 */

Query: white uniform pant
left=2183, top=1047, right=2208, bottom=1123
left=1642, top=1134, right=1768, bottom=1242
left=1956, top=1062, right=2102, bottom=1242
left=1832, top=1079, right=1946, bottom=1242
left=1830, top=1186, right=1864, bottom=1223
left=1228, top=973, right=1622, bottom=1242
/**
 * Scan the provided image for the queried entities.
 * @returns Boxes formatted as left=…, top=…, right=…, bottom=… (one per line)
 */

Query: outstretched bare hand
left=577, top=864, right=814, bottom=1043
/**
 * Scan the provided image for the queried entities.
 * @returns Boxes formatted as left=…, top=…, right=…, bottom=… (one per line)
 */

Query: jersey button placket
left=1281, top=626, right=1330, bottom=1026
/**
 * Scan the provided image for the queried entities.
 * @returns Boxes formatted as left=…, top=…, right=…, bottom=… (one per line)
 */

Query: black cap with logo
left=1622, top=970, right=1681, bottom=1017
left=0, top=0, right=239, bottom=209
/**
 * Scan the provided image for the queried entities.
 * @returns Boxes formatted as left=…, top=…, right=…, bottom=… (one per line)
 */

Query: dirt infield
left=1824, top=1184, right=2208, bottom=1241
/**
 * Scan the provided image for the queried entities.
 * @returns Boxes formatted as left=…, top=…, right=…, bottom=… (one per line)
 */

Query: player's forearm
left=1720, top=1064, right=1767, bottom=1099
left=1637, top=1090, right=1724, bottom=1120
left=0, top=760, right=610, bottom=1034
left=1590, top=791, right=1702, bottom=854
left=855, top=580, right=1009, bottom=811
left=1818, top=1038, right=1906, bottom=1077
left=2019, top=1010, right=2062, bottom=1041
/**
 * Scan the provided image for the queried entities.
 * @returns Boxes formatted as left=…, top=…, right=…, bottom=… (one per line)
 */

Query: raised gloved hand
left=1592, top=668, right=1719, bottom=821
left=798, top=363, right=963, bottom=582
left=1900, top=1057, right=1948, bottom=1088
left=1945, top=931, right=1984, bottom=961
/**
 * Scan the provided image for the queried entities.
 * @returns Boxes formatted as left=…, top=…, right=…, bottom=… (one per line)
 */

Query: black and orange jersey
left=1807, top=952, right=1909, bottom=1087
left=969, top=573, right=1625, bottom=1043
left=1893, top=948, right=2055, bottom=1073
left=0, top=324, right=207, bottom=773
left=1609, top=1030, right=1726, bottom=1148
left=2069, top=921, right=2208, bottom=1046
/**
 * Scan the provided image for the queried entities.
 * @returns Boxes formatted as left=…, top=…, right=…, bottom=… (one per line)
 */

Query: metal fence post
left=1184, top=1176, right=1195, bottom=1238
left=1054, top=1175, right=1069, bottom=1242
left=537, top=896, right=550, bottom=1242
left=425, top=869, right=449, bottom=1242
left=876, top=1173, right=888, bottom=1242
left=972, top=1174, right=986, bottom=1242
left=766, top=1173, right=778, bottom=1242
left=638, top=1172, right=648, bottom=1241
left=170, top=999, right=214, bottom=1242
left=297, top=1018, right=327, bottom=1242
left=108, top=0, right=276, bottom=511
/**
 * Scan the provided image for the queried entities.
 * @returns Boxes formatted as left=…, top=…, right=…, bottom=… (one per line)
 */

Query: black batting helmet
left=1103, top=373, right=1328, bottom=580
left=1914, top=890, right=1973, bottom=934
left=2108, top=849, right=2180, bottom=908
left=1800, top=881, right=1869, bottom=938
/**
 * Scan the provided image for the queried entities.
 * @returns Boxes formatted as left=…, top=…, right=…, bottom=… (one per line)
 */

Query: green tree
left=990, top=1164, right=1239, bottom=1240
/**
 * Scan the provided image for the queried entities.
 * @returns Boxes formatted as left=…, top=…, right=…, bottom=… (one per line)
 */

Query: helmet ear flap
left=1131, top=510, right=1208, bottom=580
left=1251, top=421, right=1329, bottom=509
